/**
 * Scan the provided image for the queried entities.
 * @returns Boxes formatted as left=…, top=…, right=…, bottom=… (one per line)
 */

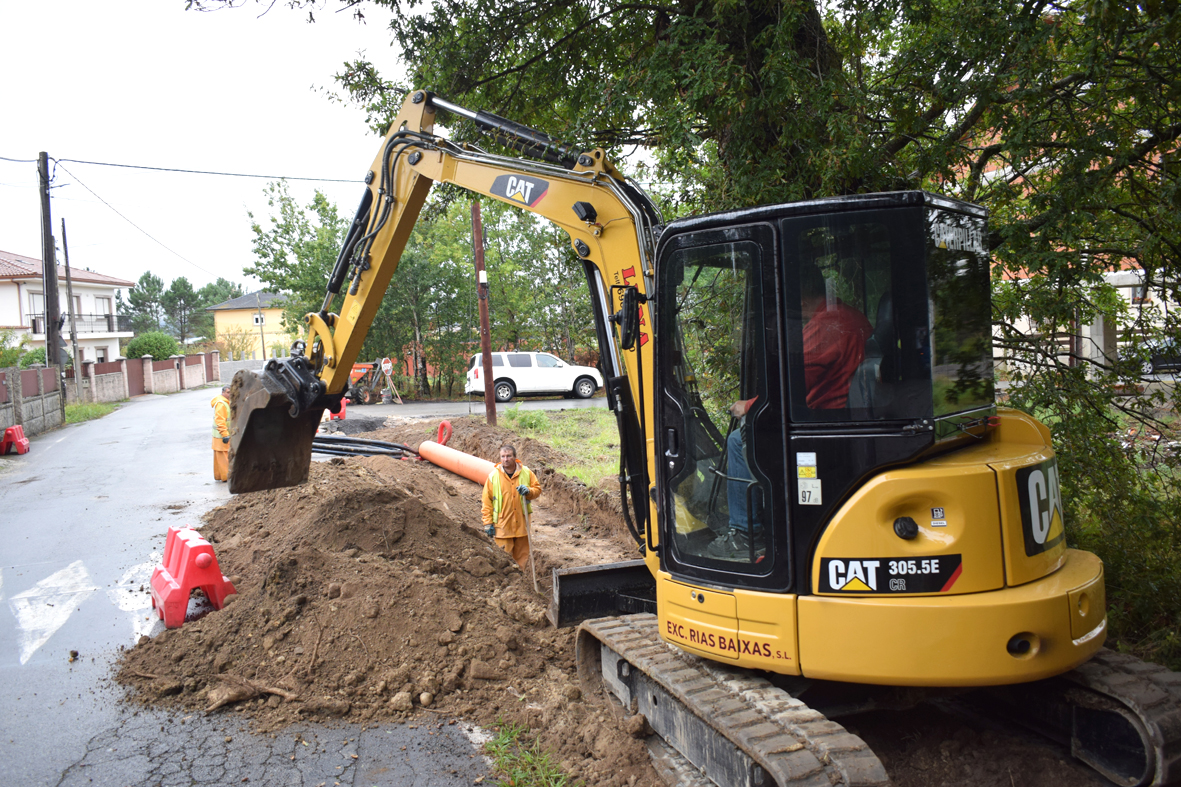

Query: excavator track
left=577, top=614, right=891, bottom=787
left=1062, top=648, right=1181, bottom=786
left=973, top=647, right=1181, bottom=787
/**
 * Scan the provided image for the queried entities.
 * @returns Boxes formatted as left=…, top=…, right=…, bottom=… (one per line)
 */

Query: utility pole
left=38, top=152, right=63, bottom=367
left=255, top=293, right=267, bottom=361
left=61, top=219, right=83, bottom=402
left=471, top=201, right=496, bottom=426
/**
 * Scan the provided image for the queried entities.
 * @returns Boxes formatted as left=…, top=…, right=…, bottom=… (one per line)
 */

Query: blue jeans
left=726, top=428, right=759, bottom=536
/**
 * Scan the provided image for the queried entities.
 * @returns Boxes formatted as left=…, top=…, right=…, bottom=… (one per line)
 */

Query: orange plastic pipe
left=418, top=440, right=495, bottom=484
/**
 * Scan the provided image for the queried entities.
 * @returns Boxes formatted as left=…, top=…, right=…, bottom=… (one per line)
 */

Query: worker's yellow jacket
left=211, top=394, right=230, bottom=452
left=481, top=462, right=541, bottom=539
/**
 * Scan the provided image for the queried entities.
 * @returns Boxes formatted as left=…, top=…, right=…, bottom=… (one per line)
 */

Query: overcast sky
left=0, top=0, right=402, bottom=294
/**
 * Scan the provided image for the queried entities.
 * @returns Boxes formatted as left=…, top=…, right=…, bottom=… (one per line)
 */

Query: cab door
left=654, top=222, right=792, bottom=592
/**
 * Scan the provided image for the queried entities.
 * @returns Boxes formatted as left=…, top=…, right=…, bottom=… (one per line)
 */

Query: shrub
left=126, top=332, right=180, bottom=361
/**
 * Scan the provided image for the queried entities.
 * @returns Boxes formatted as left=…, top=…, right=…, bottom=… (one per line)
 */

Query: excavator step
left=577, top=614, right=891, bottom=787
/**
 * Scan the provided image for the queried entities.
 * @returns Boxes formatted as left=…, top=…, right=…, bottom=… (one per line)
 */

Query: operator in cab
left=481, top=444, right=542, bottom=570
left=800, top=262, right=873, bottom=409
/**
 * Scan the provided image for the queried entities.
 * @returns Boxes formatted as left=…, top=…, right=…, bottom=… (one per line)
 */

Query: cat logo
left=491, top=174, right=549, bottom=208
left=1016, top=457, right=1066, bottom=556
left=827, top=559, right=880, bottom=592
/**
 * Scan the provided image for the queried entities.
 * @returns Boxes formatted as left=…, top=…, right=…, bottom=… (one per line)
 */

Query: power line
left=55, top=157, right=362, bottom=184
left=0, top=155, right=39, bottom=164
left=53, top=161, right=218, bottom=279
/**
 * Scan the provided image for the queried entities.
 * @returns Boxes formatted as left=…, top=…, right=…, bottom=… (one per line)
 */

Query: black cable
left=53, top=161, right=217, bottom=278
left=54, top=157, right=362, bottom=184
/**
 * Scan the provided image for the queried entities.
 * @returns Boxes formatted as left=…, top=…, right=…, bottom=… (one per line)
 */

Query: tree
left=196, top=278, right=246, bottom=340
left=126, top=331, right=179, bottom=361
left=162, top=276, right=205, bottom=345
left=199, top=278, right=245, bottom=307
left=217, top=325, right=256, bottom=362
left=245, top=181, right=350, bottom=335
left=127, top=272, right=166, bottom=333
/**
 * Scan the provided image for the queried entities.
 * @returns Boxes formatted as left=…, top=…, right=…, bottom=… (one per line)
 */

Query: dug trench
left=118, top=415, right=1105, bottom=787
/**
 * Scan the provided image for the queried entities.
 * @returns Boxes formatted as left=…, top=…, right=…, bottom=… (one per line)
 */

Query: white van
left=465, top=351, right=603, bottom=402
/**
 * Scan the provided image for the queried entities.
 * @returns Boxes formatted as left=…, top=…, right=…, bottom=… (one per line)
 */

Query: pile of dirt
left=118, top=417, right=657, bottom=787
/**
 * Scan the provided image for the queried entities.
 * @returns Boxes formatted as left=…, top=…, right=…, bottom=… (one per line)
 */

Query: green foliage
left=126, top=331, right=180, bottom=361
left=484, top=720, right=577, bottom=787
left=18, top=346, right=47, bottom=368
left=502, top=405, right=549, bottom=432
left=65, top=402, right=118, bottom=424
left=162, top=276, right=204, bottom=344
left=128, top=272, right=166, bottom=333
left=496, top=408, right=619, bottom=488
left=245, top=181, right=350, bottom=336
left=196, top=278, right=246, bottom=340
left=0, top=327, right=26, bottom=368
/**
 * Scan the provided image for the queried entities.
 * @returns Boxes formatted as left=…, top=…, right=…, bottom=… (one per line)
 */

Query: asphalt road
left=0, top=388, right=495, bottom=786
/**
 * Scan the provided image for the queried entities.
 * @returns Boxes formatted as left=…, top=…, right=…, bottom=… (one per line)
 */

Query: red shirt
left=803, top=300, right=873, bottom=409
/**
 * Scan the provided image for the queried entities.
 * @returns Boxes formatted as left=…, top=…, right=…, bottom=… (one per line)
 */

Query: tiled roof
left=0, top=249, right=137, bottom=287
left=207, top=291, right=286, bottom=311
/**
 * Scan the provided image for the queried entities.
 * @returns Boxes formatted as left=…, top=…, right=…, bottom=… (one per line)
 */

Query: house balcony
left=28, top=312, right=134, bottom=337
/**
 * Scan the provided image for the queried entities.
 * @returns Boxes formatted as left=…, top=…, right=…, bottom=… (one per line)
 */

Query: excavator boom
left=229, top=90, right=658, bottom=497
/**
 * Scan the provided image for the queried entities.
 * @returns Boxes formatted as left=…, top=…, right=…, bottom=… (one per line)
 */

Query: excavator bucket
left=228, top=368, right=324, bottom=494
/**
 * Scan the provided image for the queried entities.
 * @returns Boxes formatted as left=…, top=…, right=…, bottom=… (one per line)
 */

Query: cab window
left=782, top=210, right=933, bottom=423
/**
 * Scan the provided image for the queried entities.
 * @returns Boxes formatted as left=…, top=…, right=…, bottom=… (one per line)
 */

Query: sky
left=0, top=0, right=403, bottom=294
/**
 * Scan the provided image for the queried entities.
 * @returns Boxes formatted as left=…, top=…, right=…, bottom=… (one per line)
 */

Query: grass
left=484, top=720, right=578, bottom=787
left=65, top=402, right=119, bottom=424
left=501, top=406, right=619, bottom=488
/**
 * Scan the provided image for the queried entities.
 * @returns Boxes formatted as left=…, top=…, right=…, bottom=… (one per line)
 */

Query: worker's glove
left=221, top=436, right=230, bottom=444
left=516, top=484, right=530, bottom=496
left=484, top=524, right=495, bottom=538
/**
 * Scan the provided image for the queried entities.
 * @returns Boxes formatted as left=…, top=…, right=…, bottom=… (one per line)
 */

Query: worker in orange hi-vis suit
left=481, top=444, right=541, bottom=570
left=211, top=386, right=231, bottom=482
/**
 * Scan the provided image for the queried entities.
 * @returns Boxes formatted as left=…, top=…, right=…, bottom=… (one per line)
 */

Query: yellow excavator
left=229, top=90, right=1181, bottom=787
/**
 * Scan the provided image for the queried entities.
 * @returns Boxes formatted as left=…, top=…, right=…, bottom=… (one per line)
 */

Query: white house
left=0, top=248, right=135, bottom=363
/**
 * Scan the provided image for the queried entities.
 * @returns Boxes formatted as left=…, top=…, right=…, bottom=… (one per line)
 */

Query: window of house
left=95, top=296, right=112, bottom=315
left=30, top=292, right=44, bottom=317
left=96, top=348, right=107, bottom=363
left=72, top=295, right=82, bottom=316
left=253, top=313, right=265, bottom=326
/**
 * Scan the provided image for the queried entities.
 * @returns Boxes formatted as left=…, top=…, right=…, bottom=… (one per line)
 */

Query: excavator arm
left=229, top=90, right=658, bottom=537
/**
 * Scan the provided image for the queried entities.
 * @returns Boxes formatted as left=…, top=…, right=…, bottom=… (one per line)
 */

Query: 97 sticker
left=798, top=479, right=822, bottom=505
left=819, top=554, right=963, bottom=594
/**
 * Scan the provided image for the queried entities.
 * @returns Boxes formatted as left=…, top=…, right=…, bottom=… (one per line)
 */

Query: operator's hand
left=484, top=524, right=495, bottom=538
left=516, top=484, right=530, bottom=496
left=221, top=436, right=230, bottom=444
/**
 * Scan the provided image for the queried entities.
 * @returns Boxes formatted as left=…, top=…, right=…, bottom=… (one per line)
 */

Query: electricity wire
left=53, top=161, right=217, bottom=278
left=54, top=157, right=362, bottom=184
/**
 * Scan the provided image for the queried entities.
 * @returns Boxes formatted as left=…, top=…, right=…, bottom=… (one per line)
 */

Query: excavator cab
left=656, top=192, right=995, bottom=592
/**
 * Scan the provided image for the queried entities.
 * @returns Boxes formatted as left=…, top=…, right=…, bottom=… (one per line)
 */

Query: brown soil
left=118, top=415, right=1104, bottom=787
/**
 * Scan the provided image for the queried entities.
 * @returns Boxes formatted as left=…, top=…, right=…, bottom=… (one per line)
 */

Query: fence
left=0, top=366, right=63, bottom=436
left=59, top=351, right=220, bottom=406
